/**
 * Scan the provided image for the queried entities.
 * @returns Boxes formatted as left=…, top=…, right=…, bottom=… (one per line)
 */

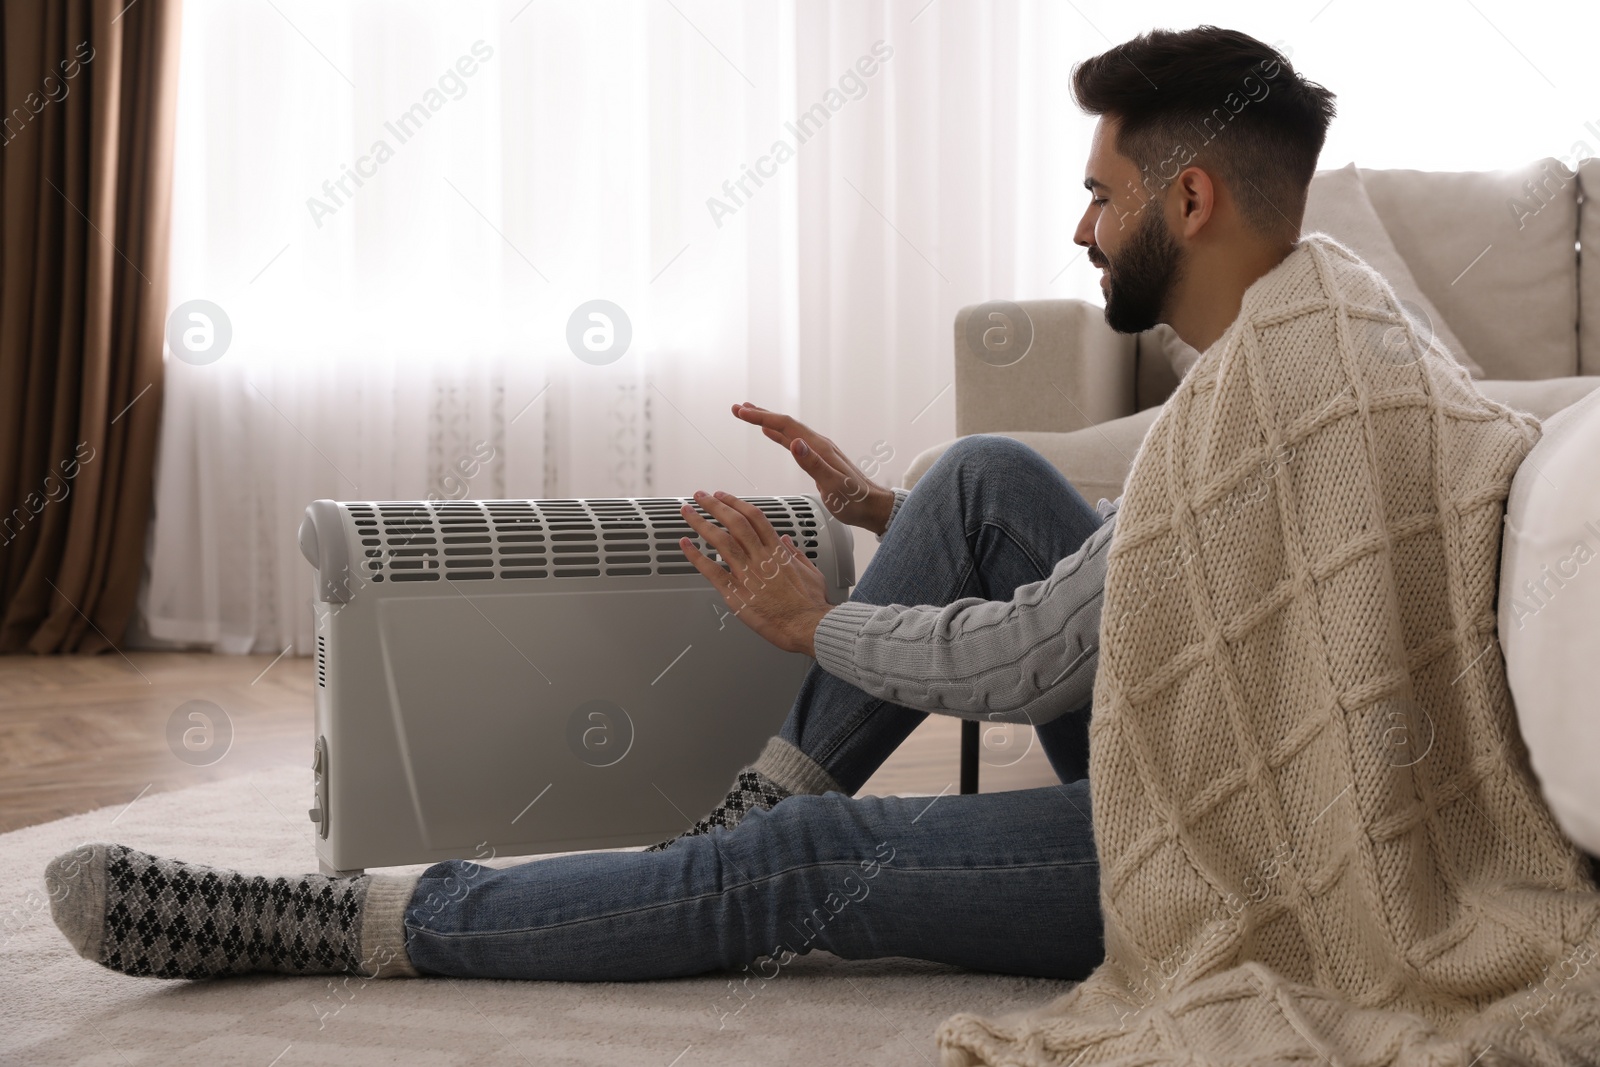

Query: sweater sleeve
left=813, top=503, right=1119, bottom=725
left=874, top=486, right=912, bottom=543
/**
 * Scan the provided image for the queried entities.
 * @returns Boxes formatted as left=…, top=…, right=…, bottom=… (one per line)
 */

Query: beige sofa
left=905, top=158, right=1600, bottom=500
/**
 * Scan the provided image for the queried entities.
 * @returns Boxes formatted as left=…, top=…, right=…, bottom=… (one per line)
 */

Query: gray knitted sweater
left=810, top=485, right=1118, bottom=726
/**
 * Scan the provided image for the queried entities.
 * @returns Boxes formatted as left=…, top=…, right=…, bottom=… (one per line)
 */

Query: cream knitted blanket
left=937, top=234, right=1600, bottom=1067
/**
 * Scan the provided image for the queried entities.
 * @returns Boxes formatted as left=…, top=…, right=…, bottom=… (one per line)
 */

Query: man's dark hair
left=1071, top=27, right=1336, bottom=237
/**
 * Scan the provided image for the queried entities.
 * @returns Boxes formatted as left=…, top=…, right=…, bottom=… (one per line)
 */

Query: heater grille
left=316, top=635, right=328, bottom=687
left=345, top=496, right=825, bottom=583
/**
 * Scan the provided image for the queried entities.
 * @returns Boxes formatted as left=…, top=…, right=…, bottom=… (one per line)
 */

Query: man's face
left=1074, top=117, right=1185, bottom=334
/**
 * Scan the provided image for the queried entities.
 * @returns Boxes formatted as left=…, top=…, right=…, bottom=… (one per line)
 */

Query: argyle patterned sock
left=45, top=843, right=393, bottom=980
left=645, top=769, right=791, bottom=851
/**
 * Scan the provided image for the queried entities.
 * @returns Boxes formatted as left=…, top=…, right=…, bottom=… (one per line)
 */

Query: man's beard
left=1097, top=207, right=1184, bottom=334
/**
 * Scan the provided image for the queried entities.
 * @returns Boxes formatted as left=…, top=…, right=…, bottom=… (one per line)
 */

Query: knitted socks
left=45, top=843, right=419, bottom=980
left=646, top=736, right=843, bottom=851
left=645, top=769, right=791, bottom=851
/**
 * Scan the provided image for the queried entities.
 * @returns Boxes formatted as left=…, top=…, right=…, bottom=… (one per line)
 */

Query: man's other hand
left=731, top=402, right=894, bottom=536
left=678, top=489, right=834, bottom=657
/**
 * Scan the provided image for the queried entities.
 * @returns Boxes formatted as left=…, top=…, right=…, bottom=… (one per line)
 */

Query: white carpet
left=2, top=765, right=1076, bottom=1065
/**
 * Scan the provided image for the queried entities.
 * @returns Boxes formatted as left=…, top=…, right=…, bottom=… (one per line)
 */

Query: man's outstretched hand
left=731, top=402, right=895, bottom=535
left=678, top=489, right=834, bottom=658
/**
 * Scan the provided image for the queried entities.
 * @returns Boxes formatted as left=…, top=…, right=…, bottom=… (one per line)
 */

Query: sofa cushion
left=1134, top=325, right=1184, bottom=411
left=1360, top=158, right=1579, bottom=381
left=1500, top=384, right=1600, bottom=855
left=902, top=406, right=1163, bottom=505
left=1304, top=164, right=1481, bottom=377
left=1140, top=321, right=1202, bottom=381
left=1476, top=376, right=1600, bottom=421
left=1580, top=158, right=1600, bottom=377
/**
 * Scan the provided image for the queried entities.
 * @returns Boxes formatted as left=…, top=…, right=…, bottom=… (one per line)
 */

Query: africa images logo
left=305, top=40, right=496, bottom=228
left=705, top=41, right=893, bottom=228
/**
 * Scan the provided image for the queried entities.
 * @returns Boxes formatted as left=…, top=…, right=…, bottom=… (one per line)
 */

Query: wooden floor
left=0, top=652, right=1061, bottom=834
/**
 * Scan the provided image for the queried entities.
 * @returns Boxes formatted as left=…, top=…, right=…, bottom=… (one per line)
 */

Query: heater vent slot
left=316, top=635, right=328, bottom=688
left=344, top=497, right=825, bottom=583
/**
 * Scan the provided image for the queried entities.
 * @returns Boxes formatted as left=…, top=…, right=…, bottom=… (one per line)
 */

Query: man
left=47, top=26, right=1337, bottom=985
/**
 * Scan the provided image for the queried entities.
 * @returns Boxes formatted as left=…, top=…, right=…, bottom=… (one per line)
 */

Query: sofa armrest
left=954, top=298, right=1139, bottom=436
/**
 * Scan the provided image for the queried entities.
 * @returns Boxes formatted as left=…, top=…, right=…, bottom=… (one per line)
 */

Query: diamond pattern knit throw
left=936, top=234, right=1600, bottom=1066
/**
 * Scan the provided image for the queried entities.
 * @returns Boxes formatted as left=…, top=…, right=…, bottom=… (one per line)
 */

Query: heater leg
left=319, top=860, right=365, bottom=878
left=960, top=720, right=979, bottom=794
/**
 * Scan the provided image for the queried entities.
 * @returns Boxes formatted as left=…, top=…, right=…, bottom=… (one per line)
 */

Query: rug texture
left=937, top=233, right=1600, bottom=1066
left=2, top=764, right=1075, bottom=1066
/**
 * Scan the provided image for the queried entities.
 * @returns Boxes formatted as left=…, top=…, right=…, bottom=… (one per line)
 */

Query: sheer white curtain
left=149, top=0, right=1595, bottom=654
left=144, top=0, right=1100, bottom=653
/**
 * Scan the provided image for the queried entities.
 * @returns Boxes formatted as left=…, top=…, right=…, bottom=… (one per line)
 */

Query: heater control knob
left=309, top=735, right=331, bottom=838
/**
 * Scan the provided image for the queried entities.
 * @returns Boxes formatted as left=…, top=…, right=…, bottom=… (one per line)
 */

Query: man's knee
left=930, top=434, right=1051, bottom=487
left=734, top=790, right=857, bottom=851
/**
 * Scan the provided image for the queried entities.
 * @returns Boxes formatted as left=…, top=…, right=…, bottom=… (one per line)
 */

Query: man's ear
left=1172, top=166, right=1216, bottom=238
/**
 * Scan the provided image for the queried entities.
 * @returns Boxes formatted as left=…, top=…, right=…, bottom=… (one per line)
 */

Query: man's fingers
left=788, top=437, right=857, bottom=491
left=711, top=491, right=781, bottom=549
left=680, top=537, right=753, bottom=614
left=734, top=405, right=799, bottom=449
left=680, top=501, right=738, bottom=564
left=790, top=440, right=867, bottom=508
left=733, top=402, right=879, bottom=520
left=781, top=534, right=823, bottom=575
left=788, top=437, right=833, bottom=478
left=731, top=401, right=785, bottom=431
left=734, top=402, right=858, bottom=481
left=694, top=491, right=767, bottom=557
left=682, top=494, right=781, bottom=585
left=733, top=402, right=811, bottom=444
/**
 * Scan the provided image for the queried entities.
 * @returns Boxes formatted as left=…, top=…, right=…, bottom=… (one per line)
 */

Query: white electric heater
left=297, top=494, right=856, bottom=874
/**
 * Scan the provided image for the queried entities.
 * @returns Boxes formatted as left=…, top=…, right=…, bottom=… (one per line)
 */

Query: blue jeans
left=403, top=435, right=1108, bottom=981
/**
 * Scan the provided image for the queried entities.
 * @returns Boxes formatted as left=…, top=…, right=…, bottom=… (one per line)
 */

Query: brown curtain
left=0, top=0, right=181, bottom=653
